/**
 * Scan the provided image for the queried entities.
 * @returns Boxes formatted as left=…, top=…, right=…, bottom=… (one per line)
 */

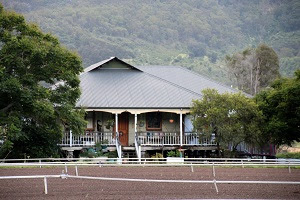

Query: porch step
left=123, top=146, right=135, bottom=151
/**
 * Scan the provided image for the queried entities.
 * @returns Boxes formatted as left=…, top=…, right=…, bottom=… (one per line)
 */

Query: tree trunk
left=254, top=58, right=260, bottom=95
left=250, top=65, right=253, bottom=95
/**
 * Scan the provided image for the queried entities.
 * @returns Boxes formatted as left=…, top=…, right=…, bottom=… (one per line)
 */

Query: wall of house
left=128, top=112, right=181, bottom=145
left=85, top=111, right=115, bottom=132
left=135, top=112, right=181, bottom=132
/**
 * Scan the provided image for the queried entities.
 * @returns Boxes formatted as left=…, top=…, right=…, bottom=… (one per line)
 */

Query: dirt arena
left=0, top=166, right=299, bottom=199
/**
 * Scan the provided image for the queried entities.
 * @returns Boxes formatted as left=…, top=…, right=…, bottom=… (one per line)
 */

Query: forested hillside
left=1, top=0, right=299, bottom=84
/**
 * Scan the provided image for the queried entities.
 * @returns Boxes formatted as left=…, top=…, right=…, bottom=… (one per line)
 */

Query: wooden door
left=118, top=112, right=129, bottom=146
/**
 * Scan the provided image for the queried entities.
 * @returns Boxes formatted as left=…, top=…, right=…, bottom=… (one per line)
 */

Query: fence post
left=213, top=179, right=218, bottom=194
left=44, top=177, right=48, bottom=194
left=212, top=163, right=216, bottom=177
left=288, top=161, right=291, bottom=173
left=241, top=160, right=244, bottom=168
left=75, top=165, right=78, bottom=176
left=39, top=159, right=42, bottom=168
left=65, top=164, right=68, bottom=174
left=191, top=165, right=194, bottom=173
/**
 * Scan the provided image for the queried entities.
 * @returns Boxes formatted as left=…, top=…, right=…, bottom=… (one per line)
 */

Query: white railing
left=59, top=131, right=115, bottom=147
left=0, top=162, right=300, bottom=194
left=137, top=132, right=180, bottom=146
left=1, top=158, right=300, bottom=175
left=183, top=132, right=216, bottom=146
left=136, top=132, right=217, bottom=146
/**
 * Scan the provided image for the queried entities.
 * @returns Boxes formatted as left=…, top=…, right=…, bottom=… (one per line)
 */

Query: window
left=146, top=112, right=162, bottom=131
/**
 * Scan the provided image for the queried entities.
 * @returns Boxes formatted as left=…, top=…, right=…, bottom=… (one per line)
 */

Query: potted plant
left=105, top=119, right=114, bottom=129
left=138, top=120, right=145, bottom=127
left=166, top=150, right=184, bottom=163
left=101, top=139, right=109, bottom=152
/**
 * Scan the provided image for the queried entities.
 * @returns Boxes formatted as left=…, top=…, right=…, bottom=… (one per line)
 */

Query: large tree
left=255, top=70, right=300, bottom=146
left=0, top=4, right=86, bottom=158
left=191, top=89, right=263, bottom=156
left=225, top=44, right=280, bottom=95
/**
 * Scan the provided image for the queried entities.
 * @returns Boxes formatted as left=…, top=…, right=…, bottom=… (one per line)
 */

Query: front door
left=118, top=112, right=129, bottom=146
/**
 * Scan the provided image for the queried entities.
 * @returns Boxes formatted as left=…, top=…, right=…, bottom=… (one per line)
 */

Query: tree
left=255, top=70, right=300, bottom=146
left=225, top=44, right=280, bottom=95
left=191, top=89, right=263, bottom=157
left=0, top=4, right=86, bottom=158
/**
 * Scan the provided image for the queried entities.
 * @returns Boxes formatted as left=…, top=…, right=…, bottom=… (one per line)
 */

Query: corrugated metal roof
left=135, top=65, right=238, bottom=95
left=76, top=69, right=200, bottom=108
left=76, top=58, right=240, bottom=109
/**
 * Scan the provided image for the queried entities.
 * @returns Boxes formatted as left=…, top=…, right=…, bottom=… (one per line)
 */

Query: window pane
left=146, top=112, right=162, bottom=130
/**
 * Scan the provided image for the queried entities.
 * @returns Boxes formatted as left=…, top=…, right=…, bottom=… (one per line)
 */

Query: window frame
left=146, top=112, right=162, bottom=131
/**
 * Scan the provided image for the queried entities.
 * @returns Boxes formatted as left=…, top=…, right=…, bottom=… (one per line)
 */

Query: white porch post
left=69, top=130, right=73, bottom=147
left=115, top=113, right=122, bottom=162
left=134, top=114, right=137, bottom=133
left=180, top=110, right=183, bottom=146
left=134, top=113, right=141, bottom=162
left=115, top=113, right=118, bottom=134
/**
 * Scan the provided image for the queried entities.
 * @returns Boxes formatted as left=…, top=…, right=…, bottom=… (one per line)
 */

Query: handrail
left=115, top=132, right=122, bottom=161
left=134, top=132, right=141, bottom=162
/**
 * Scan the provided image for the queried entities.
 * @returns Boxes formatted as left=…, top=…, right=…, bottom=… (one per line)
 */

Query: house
left=59, top=57, right=265, bottom=158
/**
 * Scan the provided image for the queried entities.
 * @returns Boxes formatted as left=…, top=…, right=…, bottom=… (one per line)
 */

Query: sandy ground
left=0, top=166, right=299, bottom=199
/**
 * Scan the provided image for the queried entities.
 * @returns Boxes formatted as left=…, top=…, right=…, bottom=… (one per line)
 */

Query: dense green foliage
left=167, top=150, right=181, bottom=157
left=191, top=89, right=263, bottom=154
left=225, top=44, right=280, bottom=95
left=0, top=4, right=86, bottom=158
left=1, top=0, right=299, bottom=84
left=255, top=70, right=300, bottom=146
left=276, top=152, right=300, bottom=159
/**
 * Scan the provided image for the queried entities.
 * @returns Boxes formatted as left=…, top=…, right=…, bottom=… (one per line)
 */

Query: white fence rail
left=1, top=158, right=300, bottom=168
left=0, top=163, right=299, bottom=195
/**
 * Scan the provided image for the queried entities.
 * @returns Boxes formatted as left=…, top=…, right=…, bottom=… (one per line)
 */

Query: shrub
left=167, top=150, right=181, bottom=157
left=276, top=152, right=300, bottom=159
left=151, top=153, right=164, bottom=158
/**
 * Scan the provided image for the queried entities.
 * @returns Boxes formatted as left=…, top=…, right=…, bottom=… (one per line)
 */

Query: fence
left=0, top=159, right=300, bottom=195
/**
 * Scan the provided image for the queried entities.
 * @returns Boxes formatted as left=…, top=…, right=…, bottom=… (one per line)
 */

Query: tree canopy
left=255, top=70, right=300, bottom=146
left=225, top=44, right=280, bottom=95
left=0, top=4, right=86, bottom=158
left=191, top=89, right=263, bottom=155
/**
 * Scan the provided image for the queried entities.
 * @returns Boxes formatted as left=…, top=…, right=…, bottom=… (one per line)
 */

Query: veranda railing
left=59, top=131, right=115, bottom=147
left=136, top=132, right=217, bottom=146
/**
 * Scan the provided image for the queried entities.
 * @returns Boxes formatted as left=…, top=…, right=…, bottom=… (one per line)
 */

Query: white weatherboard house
left=59, top=57, right=239, bottom=158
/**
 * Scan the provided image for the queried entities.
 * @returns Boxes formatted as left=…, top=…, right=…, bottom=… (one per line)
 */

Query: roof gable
left=83, top=57, right=141, bottom=73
